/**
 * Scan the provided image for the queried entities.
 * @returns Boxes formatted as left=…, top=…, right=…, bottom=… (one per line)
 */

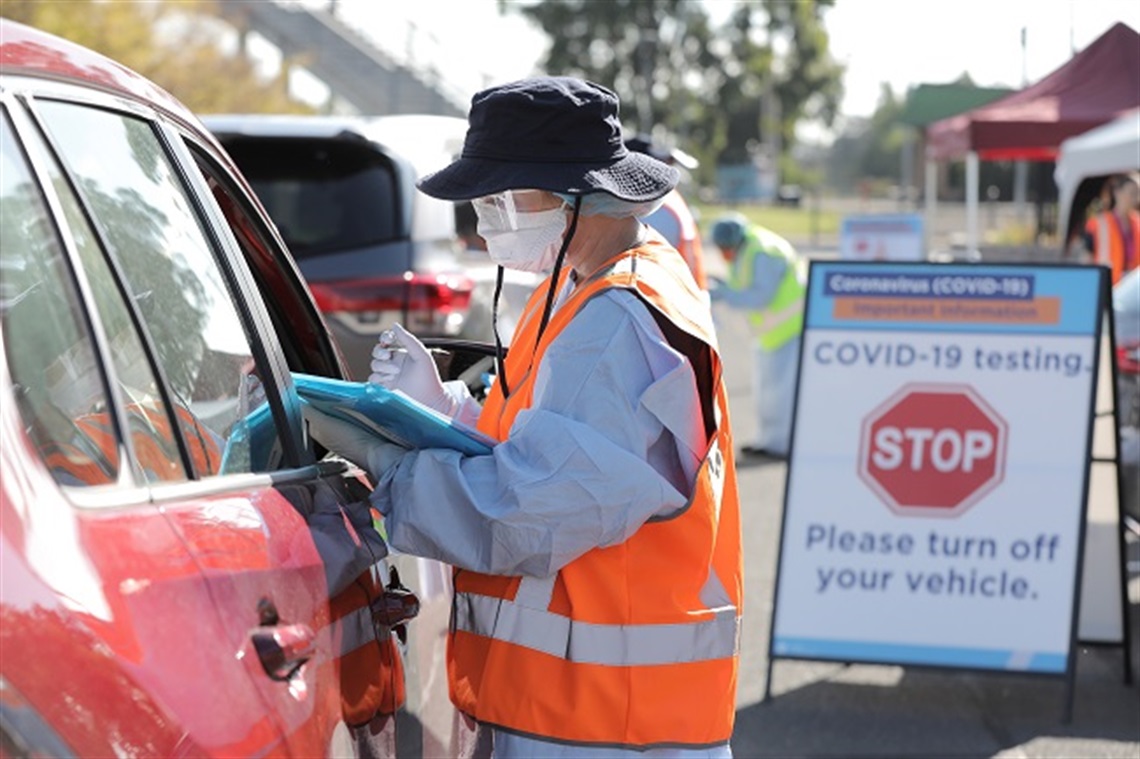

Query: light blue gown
left=371, top=282, right=733, bottom=758
left=712, top=250, right=801, bottom=456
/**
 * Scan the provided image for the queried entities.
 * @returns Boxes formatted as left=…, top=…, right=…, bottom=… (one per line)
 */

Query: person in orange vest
left=1082, top=172, right=1140, bottom=284
left=304, top=77, right=743, bottom=758
left=624, top=134, right=709, bottom=293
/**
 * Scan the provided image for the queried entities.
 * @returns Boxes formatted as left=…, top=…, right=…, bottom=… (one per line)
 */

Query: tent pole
left=966, top=151, right=980, bottom=259
left=1014, top=161, right=1029, bottom=225
left=925, top=158, right=938, bottom=256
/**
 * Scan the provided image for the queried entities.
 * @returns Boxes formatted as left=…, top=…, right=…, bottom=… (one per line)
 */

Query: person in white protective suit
left=709, top=213, right=807, bottom=459
left=303, top=76, right=743, bottom=759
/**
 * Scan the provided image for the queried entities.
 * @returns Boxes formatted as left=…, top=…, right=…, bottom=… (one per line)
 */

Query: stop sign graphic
left=858, top=383, right=1008, bottom=516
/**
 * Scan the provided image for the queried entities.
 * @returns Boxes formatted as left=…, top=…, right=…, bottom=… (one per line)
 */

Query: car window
left=218, top=136, right=400, bottom=258
left=0, top=110, right=121, bottom=487
left=21, top=108, right=195, bottom=484
left=34, top=100, right=286, bottom=479
left=188, top=144, right=343, bottom=379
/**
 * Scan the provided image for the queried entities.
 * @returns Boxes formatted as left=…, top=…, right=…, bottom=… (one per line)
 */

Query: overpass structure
left=217, top=0, right=466, bottom=117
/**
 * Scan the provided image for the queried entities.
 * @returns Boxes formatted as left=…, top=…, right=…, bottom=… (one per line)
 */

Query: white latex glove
left=302, top=404, right=407, bottom=478
left=369, top=323, right=455, bottom=416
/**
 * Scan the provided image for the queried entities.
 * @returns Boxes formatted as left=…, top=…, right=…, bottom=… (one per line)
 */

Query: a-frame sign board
left=764, top=262, right=1132, bottom=723
left=1078, top=305, right=1133, bottom=662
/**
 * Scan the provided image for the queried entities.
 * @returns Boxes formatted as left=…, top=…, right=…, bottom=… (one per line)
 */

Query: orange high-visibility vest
left=1087, top=210, right=1140, bottom=284
left=310, top=494, right=407, bottom=727
left=451, top=238, right=743, bottom=750
left=39, top=437, right=116, bottom=485
left=327, top=562, right=406, bottom=726
left=659, top=189, right=708, bottom=291
left=53, top=405, right=220, bottom=485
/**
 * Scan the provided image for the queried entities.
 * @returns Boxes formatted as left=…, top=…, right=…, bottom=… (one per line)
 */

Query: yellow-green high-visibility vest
left=728, top=226, right=807, bottom=351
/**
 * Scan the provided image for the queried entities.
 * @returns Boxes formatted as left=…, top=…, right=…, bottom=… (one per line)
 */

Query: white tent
left=1054, top=108, right=1140, bottom=241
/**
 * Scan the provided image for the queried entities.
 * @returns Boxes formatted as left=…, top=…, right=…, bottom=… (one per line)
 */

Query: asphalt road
left=711, top=289, right=1140, bottom=759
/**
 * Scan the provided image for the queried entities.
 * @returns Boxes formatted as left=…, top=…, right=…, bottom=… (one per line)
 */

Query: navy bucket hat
left=417, top=76, right=679, bottom=202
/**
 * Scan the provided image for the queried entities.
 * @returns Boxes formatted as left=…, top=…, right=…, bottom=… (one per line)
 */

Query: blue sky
left=826, top=0, right=1140, bottom=118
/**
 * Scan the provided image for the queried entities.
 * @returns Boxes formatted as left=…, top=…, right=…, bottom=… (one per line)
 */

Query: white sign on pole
left=770, top=262, right=1105, bottom=675
left=839, top=214, right=925, bottom=262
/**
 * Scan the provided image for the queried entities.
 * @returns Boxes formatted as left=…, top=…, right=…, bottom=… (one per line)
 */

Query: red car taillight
left=309, top=273, right=475, bottom=335
left=1117, top=344, right=1140, bottom=375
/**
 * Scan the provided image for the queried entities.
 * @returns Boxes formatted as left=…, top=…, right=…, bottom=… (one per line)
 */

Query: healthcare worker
left=710, top=213, right=806, bottom=459
left=305, top=76, right=742, bottom=758
left=1083, top=172, right=1140, bottom=284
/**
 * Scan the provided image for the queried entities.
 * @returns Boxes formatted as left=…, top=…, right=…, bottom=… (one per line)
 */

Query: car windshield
left=222, top=135, right=399, bottom=259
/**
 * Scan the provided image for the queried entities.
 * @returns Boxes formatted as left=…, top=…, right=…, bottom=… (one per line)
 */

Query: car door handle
left=371, top=565, right=420, bottom=645
left=251, top=623, right=316, bottom=681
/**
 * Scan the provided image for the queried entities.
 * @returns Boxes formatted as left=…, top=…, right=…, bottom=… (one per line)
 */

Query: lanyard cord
left=493, top=195, right=583, bottom=400
left=491, top=265, right=509, bottom=398
left=536, top=197, right=583, bottom=351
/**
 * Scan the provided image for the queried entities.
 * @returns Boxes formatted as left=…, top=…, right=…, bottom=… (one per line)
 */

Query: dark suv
left=203, top=114, right=538, bottom=381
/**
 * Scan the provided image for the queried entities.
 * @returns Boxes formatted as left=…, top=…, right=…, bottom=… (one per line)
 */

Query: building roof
left=898, top=83, right=1013, bottom=128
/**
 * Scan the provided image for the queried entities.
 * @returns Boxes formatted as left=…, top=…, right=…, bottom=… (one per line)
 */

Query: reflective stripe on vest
left=453, top=591, right=739, bottom=666
left=458, top=239, right=742, bottom=749
left=749, top=294, right=805, bottom=335
left=329, top=604, right=377, bottom=656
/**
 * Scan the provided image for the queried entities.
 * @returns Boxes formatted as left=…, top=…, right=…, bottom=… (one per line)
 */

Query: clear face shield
left=471, top=189, right=581, bottom=401
left=472, top=189, right=565, bottom=233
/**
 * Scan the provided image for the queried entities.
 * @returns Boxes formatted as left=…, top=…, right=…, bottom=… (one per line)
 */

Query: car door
left=0, top=90, right=293, bottom=757
left=182, top=132, right=435, bottom=758
left=10, top=84, right=403, bottom=756
left=189, top=124, right=476, bottom=758
left=176, top=131, right=416, bottom=758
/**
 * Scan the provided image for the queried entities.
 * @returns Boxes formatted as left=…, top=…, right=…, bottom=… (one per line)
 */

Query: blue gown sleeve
left=717, top=247, right=787, bottom=311
left=369, top=290, right=703, bottom=577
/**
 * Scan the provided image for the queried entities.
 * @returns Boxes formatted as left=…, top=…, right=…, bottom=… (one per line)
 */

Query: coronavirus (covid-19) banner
left=769, top=262, right=1105, bottom=674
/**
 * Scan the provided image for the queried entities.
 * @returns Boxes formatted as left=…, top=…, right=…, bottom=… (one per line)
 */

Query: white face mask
left=474, top=191, right=568, bottom=273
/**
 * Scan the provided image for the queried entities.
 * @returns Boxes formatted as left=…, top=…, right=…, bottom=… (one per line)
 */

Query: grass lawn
left=690, top=201, right=842, bottom=242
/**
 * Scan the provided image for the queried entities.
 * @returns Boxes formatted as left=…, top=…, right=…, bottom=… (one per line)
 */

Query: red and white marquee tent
left=924, top=22, right=1140, bottom=254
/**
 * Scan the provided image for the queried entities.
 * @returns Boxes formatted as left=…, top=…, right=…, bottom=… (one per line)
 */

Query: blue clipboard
left=292, top=373, right=495, bottom=456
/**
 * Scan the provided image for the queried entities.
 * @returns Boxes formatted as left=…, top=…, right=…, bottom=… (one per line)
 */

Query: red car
left=0, top=20, right=462, bottom=757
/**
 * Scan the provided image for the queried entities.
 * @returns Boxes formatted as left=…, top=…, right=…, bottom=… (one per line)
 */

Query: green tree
left=826, top=83, right=907, bottom=191
left=509, top=0, right=843, bottom=179
left=0, top=0, right=312, bottom=114
left=827, top=74, right=1019, bottom=198
left=861, top=84, right=908, bottom=180
left=760, top=0, right=844, bottom=148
